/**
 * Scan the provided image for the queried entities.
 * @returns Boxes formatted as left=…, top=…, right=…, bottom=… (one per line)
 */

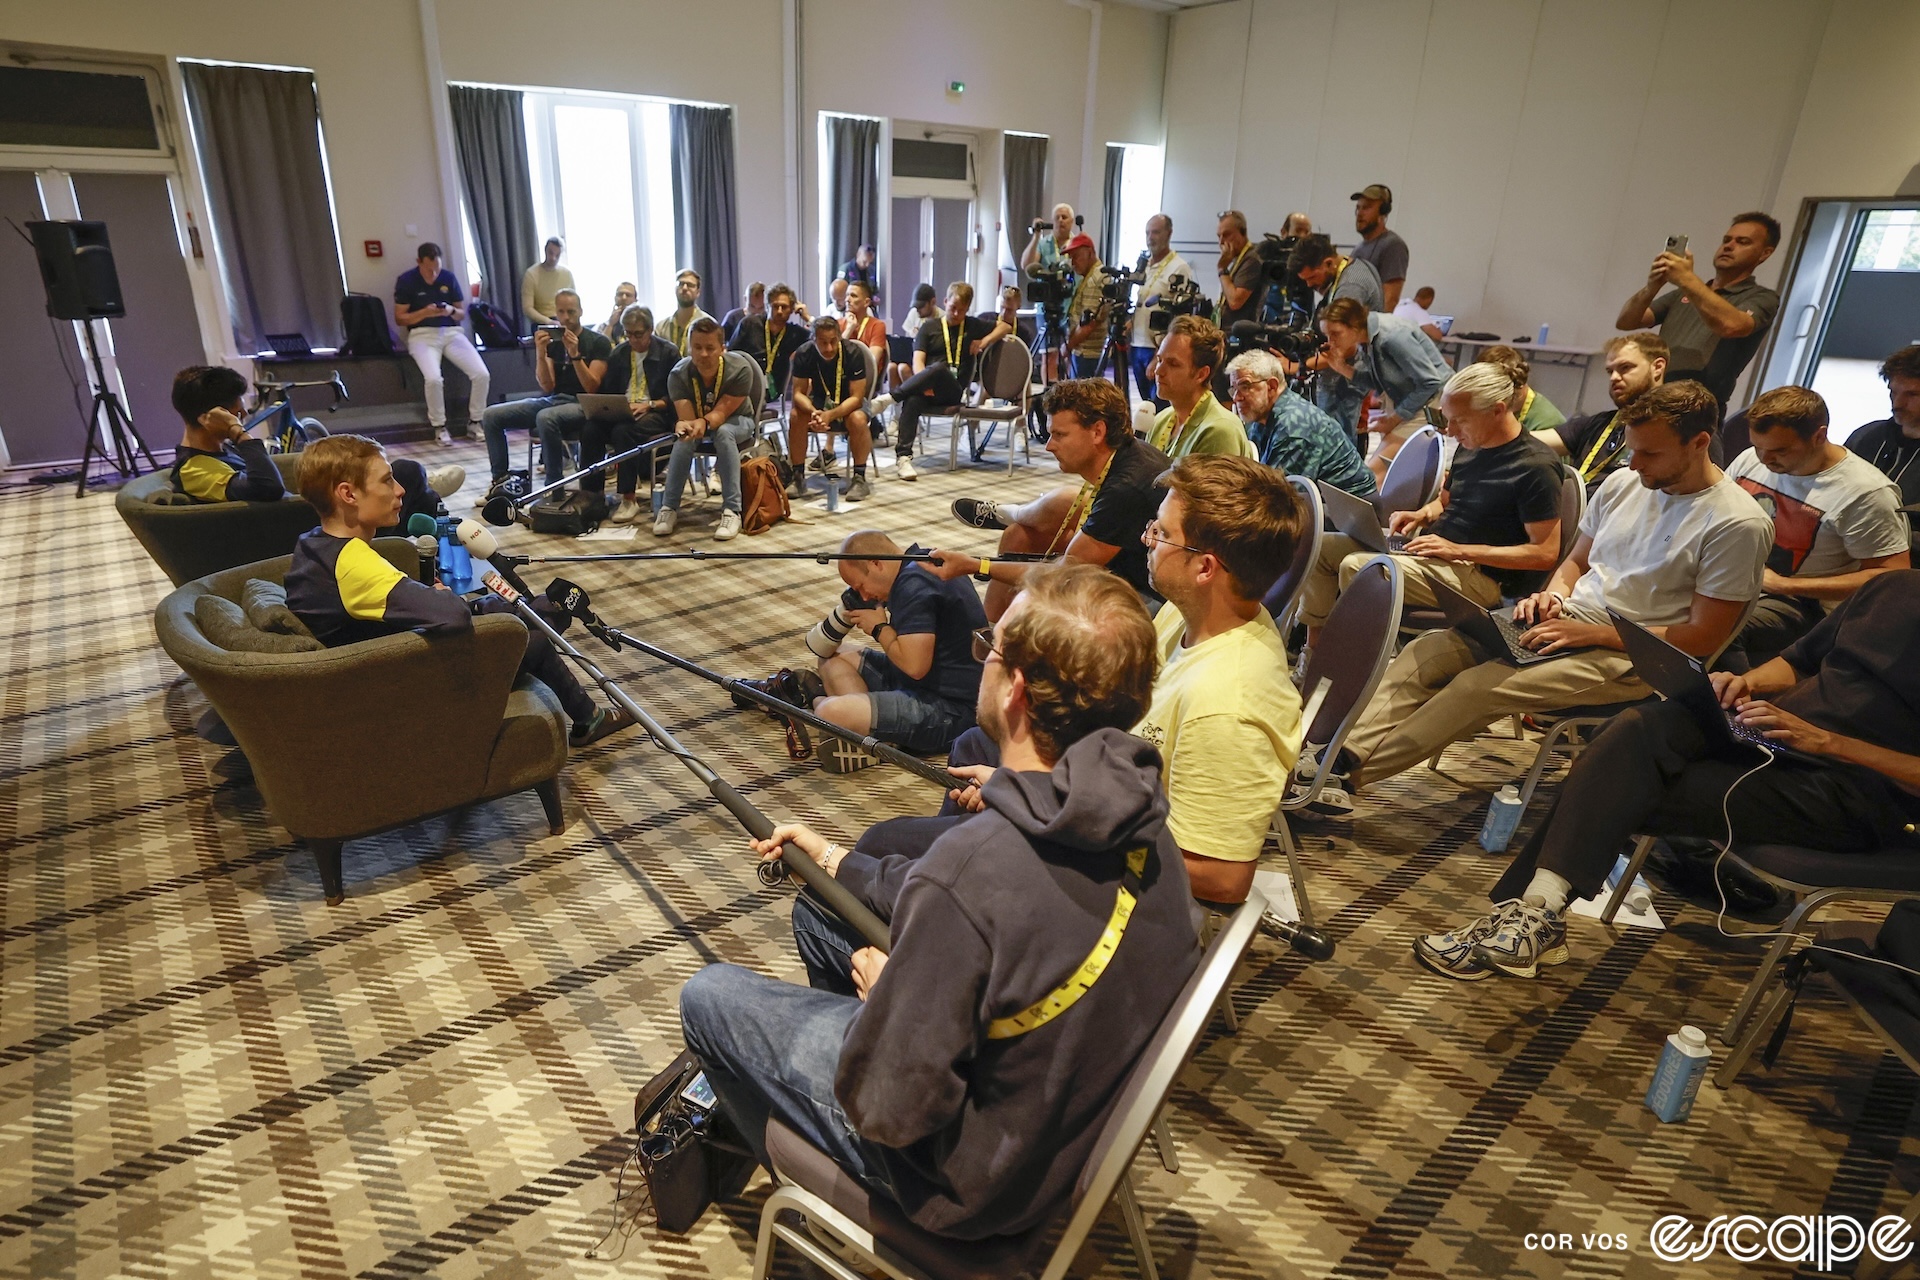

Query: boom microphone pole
left=512, top=550, right=958, bottom=566
left=478, top=571, right=892, bottom=952
left=480, top=433, right=675, bottom=526
left=544, top=578, right=971, bottom=792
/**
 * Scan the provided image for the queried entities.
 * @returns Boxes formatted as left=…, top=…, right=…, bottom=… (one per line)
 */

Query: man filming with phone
left=1616, top=213, right=1781, bottom=408
left=478, top=289, right=610, bottom=497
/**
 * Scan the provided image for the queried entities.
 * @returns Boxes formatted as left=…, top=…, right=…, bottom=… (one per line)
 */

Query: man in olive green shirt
left=1149, top=315, right=1253, bottom=459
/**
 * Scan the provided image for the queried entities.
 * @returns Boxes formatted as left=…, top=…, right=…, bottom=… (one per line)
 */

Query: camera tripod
left=75, top=318, right=157, bottom=497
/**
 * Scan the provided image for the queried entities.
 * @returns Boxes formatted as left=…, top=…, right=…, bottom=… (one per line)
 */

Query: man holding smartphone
left=478, top=290, right=611, bottom=497
left=1615, top=213, right=1781, bottom=408
left=394, top=242, right=490, bottom=445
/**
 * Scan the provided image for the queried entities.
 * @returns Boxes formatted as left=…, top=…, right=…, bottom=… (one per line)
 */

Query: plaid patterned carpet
left=3, top=432, right=1916, bottom=1280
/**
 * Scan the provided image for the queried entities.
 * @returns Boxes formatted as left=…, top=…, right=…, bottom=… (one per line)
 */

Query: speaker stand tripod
left=75, top=318, right=156, bottom=498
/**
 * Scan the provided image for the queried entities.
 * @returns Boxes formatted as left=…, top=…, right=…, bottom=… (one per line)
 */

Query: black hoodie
left=832, top=727, right=1200, bottom=1239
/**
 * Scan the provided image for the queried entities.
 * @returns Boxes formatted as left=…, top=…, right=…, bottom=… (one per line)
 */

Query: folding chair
left=1372, top=423, right=1444, bottom=518
left=1262, top=476, right=1324, bottom=630
left=751, top=893, right=1267, bottom=1280
left=949, top=336, right=1035, bottom=472
left=1273, top=555, right=1405, bottom=927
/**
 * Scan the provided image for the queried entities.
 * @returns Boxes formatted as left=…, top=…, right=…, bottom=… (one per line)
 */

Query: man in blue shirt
left=1225, top=348, right=1375, bottom=496
left=393, top=243, right=490, bottom=445
left=1318, top=296, right=1453, bottom=483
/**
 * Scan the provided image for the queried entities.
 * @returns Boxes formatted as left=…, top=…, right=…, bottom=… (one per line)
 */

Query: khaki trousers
left=1298, top=534, right=1504, bottom=629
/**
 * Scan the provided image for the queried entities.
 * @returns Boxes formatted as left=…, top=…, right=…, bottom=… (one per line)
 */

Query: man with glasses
left=1226, top=348, right=1375, bottom=496
left=480, top=288, right=610, bottom=496
left=590, top=304, right=679, bottom=525
left=678, top=562, right=1199, bottom=1243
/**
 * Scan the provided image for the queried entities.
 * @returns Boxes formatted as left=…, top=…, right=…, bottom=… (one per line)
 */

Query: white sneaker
left=424, top=464, right=465, bottom=498
left=714, top=509, right=742, bottom=540
left=652, top=507, right=678, bottom=537
left=868, top=393, right=895, bottom=416
left=434, top=426, right=452, bottom=445
left=896, top=455, right=918, bottom=481
left=609, top=497, right=644, bottom=525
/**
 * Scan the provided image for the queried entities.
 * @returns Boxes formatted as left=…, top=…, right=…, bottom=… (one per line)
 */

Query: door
left=930, top=198, right=970, bottom=297
left=888, top=195, right=922, bottom=320
left=888, top=194, right=975, bottom=317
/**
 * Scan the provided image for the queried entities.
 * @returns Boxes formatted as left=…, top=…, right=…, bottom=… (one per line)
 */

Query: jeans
left=1068, top=352, right=1104, bottom=378
left=1129, top=346, right=1165, bottom=408
left=405, top=327, right=490, bottom=428
left=679, top=962, right=897, bottom=1191
left=662, top=413, right=758, bottom=513
left=481, top=394, right=581, bottom=481
left=581, top=407, right=674, bottom=495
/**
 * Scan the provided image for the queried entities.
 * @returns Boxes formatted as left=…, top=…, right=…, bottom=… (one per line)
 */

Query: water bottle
left=1606, top=853, right=1653, bottom=915
left=1645, top=1025, right=1712, bottom=1122
left=1478, top=784, right=1523, bottom=852
left=650, top=487, right=665, bottom=517
left=1536, top=323, right=1550, bottom=346
left=824, top=476, right=840, bottom=513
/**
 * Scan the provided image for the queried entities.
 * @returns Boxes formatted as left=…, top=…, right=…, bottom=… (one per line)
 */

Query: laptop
left=1431, top=315, right=1454, bottom=336
left=1316, top=479, right=1407, bottom=554
left=1610, top=611, right=1817, bottom=760
left=1429, top=578, right=1582, bottom=666
left=576, top=393, right=636, bottom=424
left=264, top=332, right=313, bottom=358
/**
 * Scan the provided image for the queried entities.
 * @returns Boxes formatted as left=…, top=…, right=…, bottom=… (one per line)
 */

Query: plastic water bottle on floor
left=1605, top=853, right=1653, bottom=915
left=824, top=475, right=840, bottom=513
left=1478, top=784, right=1523, bottom=852
left=1645, top=1025, right=1712, bottom=1122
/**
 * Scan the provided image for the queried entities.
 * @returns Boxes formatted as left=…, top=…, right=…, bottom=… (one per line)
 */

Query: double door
left=888, top=195, right=972, bottom=318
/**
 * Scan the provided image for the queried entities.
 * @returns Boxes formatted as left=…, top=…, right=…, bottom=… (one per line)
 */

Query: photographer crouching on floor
left=678, top=561, right=1200, bottom=1241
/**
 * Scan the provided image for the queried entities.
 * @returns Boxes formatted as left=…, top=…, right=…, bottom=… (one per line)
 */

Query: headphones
left=1379, top=189, right=1393, bottom=217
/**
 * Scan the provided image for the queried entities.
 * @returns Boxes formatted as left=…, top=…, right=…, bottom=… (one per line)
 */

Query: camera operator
left=1317, top=296, right=1451, bottom=479
left=1281, top=212, right=1313, bottom=238
left=1351, top=185, right=1409, bottom=312
left=785, top=528, right=988, bottom=765
left=1148, top=316, right=1252, bottom=460
left=1225, top=349, right=1375, bottom=497
left=1019, top=202, right=1077, bottom=275
left=1288, top=233, right=1385, bottom=315
left=865, top=283, right=1010, bottom=482
left=479, top=289, right=610, bottom=496
left=1215, top=210, right=1263, bottom=330
left=1062, top=235, right=1111, bottom=377
left=678, top=562, right=1200, bottom=1244
left=787, top=316, right=875, bottom=502
left=1127, top=213, right=1192, bottom=407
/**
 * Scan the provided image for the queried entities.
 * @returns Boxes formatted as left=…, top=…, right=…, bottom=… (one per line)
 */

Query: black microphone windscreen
left=482, top=495, right=514, bottom=527
left=544, top=577, right=593, bottom=620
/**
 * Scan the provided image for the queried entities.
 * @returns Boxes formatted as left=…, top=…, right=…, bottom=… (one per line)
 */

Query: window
left=1850, top=209, right=1920, bottom=272
left=520, top=90, right=677, bottom=318
left=1110, top=143, right=1164, bottom=267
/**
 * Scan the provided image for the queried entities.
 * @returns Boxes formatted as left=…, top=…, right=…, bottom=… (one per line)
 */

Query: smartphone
left=1664, top=234, right=1688, bottom=257
left=679, top=1071, right=717, bottom=1111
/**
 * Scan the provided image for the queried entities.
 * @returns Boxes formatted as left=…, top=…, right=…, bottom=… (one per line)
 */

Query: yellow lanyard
left=1045, top=450, right=1116, bottom=556
left=987, top=846, right=1148, bottom=1039
left=820, top=346, right=844, bottom=405
left=940, top=316, right=963, bottom=368
left=627, top=346, right=649, bottom=403
left=694, top=362, right=723, bottom=418
left=762, top=322, right=781, bottom=382
left=667, top=315, right=688, bottom=352
left=1152, top=399, right=1208, bottom=455
left=1579, top=412, right=1628, bottom=479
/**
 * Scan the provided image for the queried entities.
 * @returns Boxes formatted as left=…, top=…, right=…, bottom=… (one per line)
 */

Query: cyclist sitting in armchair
left=171, top=365, right=286, bottom=503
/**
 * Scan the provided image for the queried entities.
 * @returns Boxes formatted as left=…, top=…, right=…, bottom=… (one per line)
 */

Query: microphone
left=546, top=578, right=616, bottom=648
left=457, top=518, right=534, bottom=597
left=1261, top=914, right=1337, bottom=962
left=413, top=534, right=439, bottom=585
left=481, top=491, right=517, bottom=527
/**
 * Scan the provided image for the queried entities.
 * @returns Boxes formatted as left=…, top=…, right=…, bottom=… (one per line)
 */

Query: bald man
left=1129, top=213, right=1193, bottom=408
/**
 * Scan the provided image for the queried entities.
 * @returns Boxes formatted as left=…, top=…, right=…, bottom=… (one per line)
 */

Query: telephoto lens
left=806, top=604, right=856, bottom=659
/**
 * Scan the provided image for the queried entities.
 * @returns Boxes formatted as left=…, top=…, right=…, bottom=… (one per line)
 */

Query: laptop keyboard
left=1490, top=611, right=1534, bottom=656
left=1725, top=712, right=1783, bottom=752
left=1385, top=533, right=1408, bottom=552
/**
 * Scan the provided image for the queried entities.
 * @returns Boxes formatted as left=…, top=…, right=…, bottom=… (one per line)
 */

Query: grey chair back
left=1262, top=476, right=1324, bottom=626
left=1295, top=555, right=1403, bottom=798
left=1552, top=464, right=1587, bottom=573
left=978, top=335, right=1033, bottom=405
left=1374, top=424, right=1442, bottom=516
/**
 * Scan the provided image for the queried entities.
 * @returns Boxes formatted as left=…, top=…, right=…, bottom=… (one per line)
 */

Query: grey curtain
left=670, top=105, right=739, bottom=315
left=449, top=85, right=538, bottom=333
left=1002, top=133, right=1049, bottom=265
left=182, top=62, right=344, bottom=352
left=824, top=115, right=880, bottom=294
left=1101, top=145, right=1126, bottom=266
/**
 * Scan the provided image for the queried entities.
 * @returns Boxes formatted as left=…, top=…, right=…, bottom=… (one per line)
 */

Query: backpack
left=338, top=293, right=396, bottom=357
left=528, top=488, right=607, bottom=535
left=738, top=456, right=790, bottom=535
left=470, top=300, right=520, bottom=350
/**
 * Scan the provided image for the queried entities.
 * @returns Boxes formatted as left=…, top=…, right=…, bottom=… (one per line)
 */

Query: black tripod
left=75, top=319, right=156, bottom=497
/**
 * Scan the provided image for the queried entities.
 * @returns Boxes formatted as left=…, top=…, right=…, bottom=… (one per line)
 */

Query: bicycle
left=247, top=371, right=348, bottom=453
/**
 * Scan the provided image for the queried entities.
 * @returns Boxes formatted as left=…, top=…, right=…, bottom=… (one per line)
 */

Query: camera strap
left=987, top=845, right=1149, bottom=1040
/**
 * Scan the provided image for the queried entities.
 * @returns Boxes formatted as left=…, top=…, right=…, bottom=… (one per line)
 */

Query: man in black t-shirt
left=478, top=289, right=613, bottom=490
left=1848, top=345, right=1920, bottom=540
left=788, top=316, right=875, bottom=502
left=728, top=282, right=809, bottom=405
left=865, top=282, right=1011, bottom=481
left=801, top=529, right=988, bottom=764
left=1297, top=362, right=1563, bottom=649
left=929, top=378, right=1170, bottom=621
left=1539, top=332, right=1668, bottom=494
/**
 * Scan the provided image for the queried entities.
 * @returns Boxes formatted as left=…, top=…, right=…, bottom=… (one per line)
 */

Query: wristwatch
left=973, top=556, right=993, bottom=583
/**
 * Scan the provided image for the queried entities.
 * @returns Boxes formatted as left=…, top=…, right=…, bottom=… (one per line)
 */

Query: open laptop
left=1430, top=315, right=1454, bottom=336
left=1610, top=611, right=1817, bottom=760
left=1429, top=578, right=1582, bottom=666
left=576, top=393, right=635, bottom=424
left=1316, top=479, right=1407, bottom=554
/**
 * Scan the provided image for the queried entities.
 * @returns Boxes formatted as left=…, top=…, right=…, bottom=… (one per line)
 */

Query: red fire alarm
left=364, top=239, right=383, bottom=257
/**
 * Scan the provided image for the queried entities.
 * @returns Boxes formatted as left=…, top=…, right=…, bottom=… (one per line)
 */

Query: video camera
left=1226, top=318, right=1323, bottom=365
left=1025, top=260, right=1073, bottom=313
left=1253, top=234, right=1316, bottom=326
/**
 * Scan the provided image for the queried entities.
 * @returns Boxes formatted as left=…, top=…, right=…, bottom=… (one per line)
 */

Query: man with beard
left=1538, top=332, right=1670, bottom=493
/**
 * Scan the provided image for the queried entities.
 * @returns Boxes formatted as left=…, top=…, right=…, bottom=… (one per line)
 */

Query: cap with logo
left=1350, top=183, right=1393, bottom=205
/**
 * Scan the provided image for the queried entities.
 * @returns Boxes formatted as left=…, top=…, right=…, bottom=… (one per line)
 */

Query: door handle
left=1794, top=302, right=1819, bottom=341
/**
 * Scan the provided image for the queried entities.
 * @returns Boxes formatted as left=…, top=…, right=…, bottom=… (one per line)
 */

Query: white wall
left=1163, top=0, right=1855, bottom=400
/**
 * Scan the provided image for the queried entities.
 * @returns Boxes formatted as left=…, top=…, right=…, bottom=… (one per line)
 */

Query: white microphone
left=456, top=518, right=533, bottom=596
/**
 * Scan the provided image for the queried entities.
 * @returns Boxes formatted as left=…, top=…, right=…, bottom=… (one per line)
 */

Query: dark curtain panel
left=1100, top=145, right=1126, bottom=266
left=181, top=62, right=344, bottom=351
left=1001, top=133, right=1049, bottom=266
left=825, top=115, right=880, bottom=295
left=449, top=84, right=538, bottom=333
left=670, top=104, right=739, bottom=315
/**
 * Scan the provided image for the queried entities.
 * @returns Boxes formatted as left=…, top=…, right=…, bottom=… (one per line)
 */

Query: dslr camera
left=806, top=586, right=881, bottom=659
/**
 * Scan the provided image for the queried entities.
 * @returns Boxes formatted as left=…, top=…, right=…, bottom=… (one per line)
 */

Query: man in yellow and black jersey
left=1537, top=331, right=1670, bottom=495
left=283, top=435, right=632, bottom=747
left=169, top=366, right=285, bottom=503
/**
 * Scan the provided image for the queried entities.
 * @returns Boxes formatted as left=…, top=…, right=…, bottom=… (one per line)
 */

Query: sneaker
left=896, top=455, right=917, bottom=482
left=652, top=507, right=678, bottom=537
left=434, top=426, right=453, bottom=445
left=1294, top=771, right=1354, bottom=816
left=841, top=475, right=872, bottom=502
left=609, top=496, right=644, bottom=525
left=868, top=392, right=895, bottom=416
left=570, top=704, right=636, bottom=748
left=1291, top=743, right=1327, bottom=785
left=425, top=464, right=466, bottom=498
left=784, top=474, right=808, bottom=501
left=810, top=449, right=840, bottom=475
left=714, top=510, right=742, bottom=541
left=1471, top=899, right=1570, bottom=979
left=950, top=497, right=1008, bottom=530
left=1412, top=902, right=1523, bottom=981
left=1291, top=646, right=1313, bottom=689
left=821, top=738, right=881, bottom=774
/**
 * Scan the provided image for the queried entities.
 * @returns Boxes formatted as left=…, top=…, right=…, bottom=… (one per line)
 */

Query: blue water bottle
left=1645, top=1025, right=1712, bottom=1122
left=1478, top=784, right=1523, bottom=852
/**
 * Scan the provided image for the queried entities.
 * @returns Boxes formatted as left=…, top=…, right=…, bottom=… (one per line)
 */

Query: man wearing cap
left=1062, top=235, right=1111, bottom=378
left=1352, top=184, right=1410, bottom=313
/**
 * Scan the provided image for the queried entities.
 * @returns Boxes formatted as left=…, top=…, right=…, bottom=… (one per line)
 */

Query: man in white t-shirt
left=1127, top=213, right=1193, bottom=409
left=1724, top=384, right=1911, bottom=670
left=1393, top=285, right=1445, bottom=341
left=1300, top=380, right=1773, bottom=814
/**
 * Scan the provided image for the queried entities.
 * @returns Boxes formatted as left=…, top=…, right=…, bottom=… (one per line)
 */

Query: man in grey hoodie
left=678, top=562, right=1201, bottom=1241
